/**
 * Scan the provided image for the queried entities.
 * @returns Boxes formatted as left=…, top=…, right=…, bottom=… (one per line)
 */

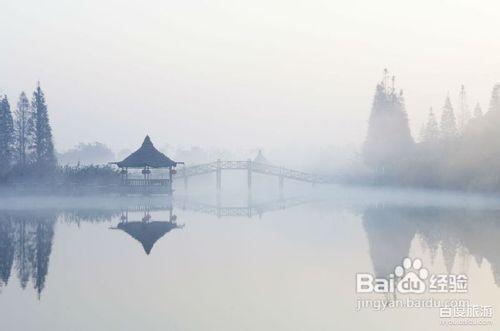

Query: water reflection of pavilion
left=111, top=207, right=183, bottom=255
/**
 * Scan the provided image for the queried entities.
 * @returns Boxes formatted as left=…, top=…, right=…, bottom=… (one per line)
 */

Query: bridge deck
left=174, top=160, right=327, bottom=184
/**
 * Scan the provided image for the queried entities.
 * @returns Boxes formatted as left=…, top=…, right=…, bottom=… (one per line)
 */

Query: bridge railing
left=174, top=160, right=328, bottom=184
left=220, top=160, right=248, bottom=170
left=251, top=162, right=324, bottom=182
left=175, top=162, right=217, bottom=177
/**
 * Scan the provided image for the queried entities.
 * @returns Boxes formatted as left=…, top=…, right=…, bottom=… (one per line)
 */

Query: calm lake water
left=1, top=187, right=500, bottom=330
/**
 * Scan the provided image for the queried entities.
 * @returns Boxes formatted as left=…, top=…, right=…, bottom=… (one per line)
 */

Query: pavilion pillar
left=169, top=166, right=173, bottom=194
left=120, top=168, right=126, bottom=185
left=120, top=168, right=128, bottom=196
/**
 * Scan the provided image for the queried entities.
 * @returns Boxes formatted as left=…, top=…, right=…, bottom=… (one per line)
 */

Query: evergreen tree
left=457, top=85, right=470, bottom=132
left=422, top=107, right=439, bottom=143
left=14, top=92, right=33, bottom=167
left=30, top=83, right=56, bottom=169
left=488, top=83, right=500, bottom=113
left=473, top=102, right=483, bottom=119
left=440, top=96, right=457, bottom=139
left=363, top=70, right=414, bottom=173
left=0, top=96, right=15, bottom=173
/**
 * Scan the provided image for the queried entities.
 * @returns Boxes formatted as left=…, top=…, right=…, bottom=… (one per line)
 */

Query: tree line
left=0, top=84, right=119, bottom=192
left=363, top=70, right=500, bottom=192
left=0, top=82, right=56, bottom=181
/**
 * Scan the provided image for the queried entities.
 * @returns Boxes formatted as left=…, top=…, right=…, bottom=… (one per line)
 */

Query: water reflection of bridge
left=175, top=196, right=312, bottom=218
left=121, top=196, right=312, bottom=218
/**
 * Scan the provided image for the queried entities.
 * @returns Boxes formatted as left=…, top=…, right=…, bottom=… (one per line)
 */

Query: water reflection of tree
left=0, top=204, right=176, bottom=296
left=362, top=206, right=500, bottom=285
left=0, top=219, right=15, bottom=287
left=0, top=211, right=56, bottom=296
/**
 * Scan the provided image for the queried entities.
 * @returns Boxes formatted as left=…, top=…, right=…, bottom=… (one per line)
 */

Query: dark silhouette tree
left=363, top=70, right=414, bottom=174
left=440, top=96, right=457, bottom=139
left=0, top=96, right=14, bottom=175
left=14, top=92, right=33, bottom=167
left=30, top=83, right=56, bottom=170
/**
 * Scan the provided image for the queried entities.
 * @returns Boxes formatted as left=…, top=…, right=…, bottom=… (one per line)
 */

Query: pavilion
left=111, top=135, right=181, bottom=195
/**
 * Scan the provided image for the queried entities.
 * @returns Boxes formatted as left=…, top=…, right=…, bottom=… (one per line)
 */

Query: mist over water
left=0, top=186, right=500, bottom=330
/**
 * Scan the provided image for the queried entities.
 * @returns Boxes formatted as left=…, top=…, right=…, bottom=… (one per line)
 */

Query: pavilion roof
left=113, top=135, right=177, bottom=168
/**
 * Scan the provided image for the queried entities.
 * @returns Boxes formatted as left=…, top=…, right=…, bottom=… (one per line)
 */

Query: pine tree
left=0, top=96, right=15, bottom=173
left=422, top=107, right=439, bottom=143
left=457, top=85, right=470, bottom=132
left=440, top=96, right=457, bottom=139
left=30, top=83, right=56, bottom=170
left=363, top=70, right=414, bottom=172
left=473, top=102, right=483, bottom=119
left=14, top=92, right=33, bottom=167
left=488, top=83, right=500, bottom=113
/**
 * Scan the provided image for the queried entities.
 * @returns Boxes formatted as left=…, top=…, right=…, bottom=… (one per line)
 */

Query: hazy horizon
left=2, top=0, right=500, bottom=152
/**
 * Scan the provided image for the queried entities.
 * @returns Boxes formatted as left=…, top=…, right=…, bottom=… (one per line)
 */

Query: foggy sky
left=1, top=0, right=500, bottom=152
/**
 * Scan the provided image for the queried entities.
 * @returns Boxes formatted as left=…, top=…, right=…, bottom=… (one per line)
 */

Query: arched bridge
left=174, top=160, right=329, bottom=190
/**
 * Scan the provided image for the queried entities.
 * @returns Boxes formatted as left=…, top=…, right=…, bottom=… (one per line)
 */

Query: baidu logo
left=356, top=257, right=463, bottom=294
